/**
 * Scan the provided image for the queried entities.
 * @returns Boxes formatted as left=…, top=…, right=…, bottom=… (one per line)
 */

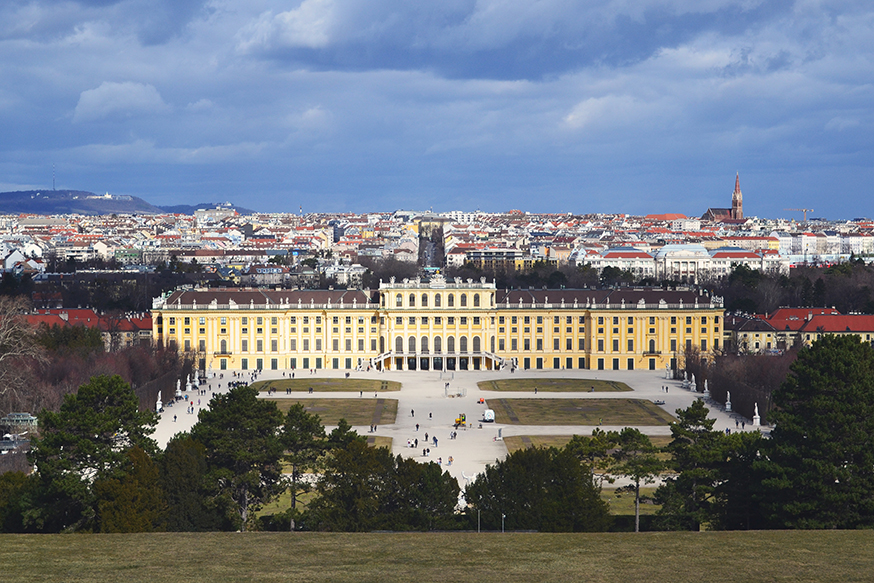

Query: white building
left=654, top=244, right=712, bottom=283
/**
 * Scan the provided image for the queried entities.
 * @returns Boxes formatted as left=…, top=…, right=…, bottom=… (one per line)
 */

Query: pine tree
left=26, top=375, right=157, bottom=532
left=655, top=399, right=724, bottom=531
left=190, top=384, right=285, bottom=531
left=760, top=334, right=874, bottom=528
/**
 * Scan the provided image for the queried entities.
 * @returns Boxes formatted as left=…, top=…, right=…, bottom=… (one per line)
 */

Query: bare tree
left=0, top=296, right=47, bottom=397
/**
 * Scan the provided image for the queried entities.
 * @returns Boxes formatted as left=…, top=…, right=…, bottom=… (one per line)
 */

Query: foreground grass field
left=478, top=378, right=632, bottom=392
left=3, top=531, right=873, bottom=582
left=263, top=398, right=398, bottom=426
left=252, top=378, right=401, bottom=392
left=490, top=398, right=676, bottom=425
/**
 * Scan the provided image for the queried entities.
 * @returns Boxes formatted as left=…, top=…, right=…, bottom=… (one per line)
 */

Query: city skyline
left=1, top=1, right=873, bottom=220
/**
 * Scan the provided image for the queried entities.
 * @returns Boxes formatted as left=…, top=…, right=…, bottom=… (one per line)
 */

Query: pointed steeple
left=731, top=172, right=743, bottom=220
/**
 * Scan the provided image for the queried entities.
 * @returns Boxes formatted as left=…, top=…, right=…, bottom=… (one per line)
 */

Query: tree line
left=0, top=296, right=184, bottom=421
left=0, top=377, right=616, bottom=533
left=2, top=334, right=871, bottom=532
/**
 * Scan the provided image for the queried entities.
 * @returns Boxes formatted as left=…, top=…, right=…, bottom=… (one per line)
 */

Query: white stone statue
left=725, top=390, right=732, bottom=412
left=753, top=402, right=761, bottom=427
left=176, top=379, right=181, bottom=392
left=754, top=403, right=759, bottom=416
left=156, top=391, right=162, bottom=413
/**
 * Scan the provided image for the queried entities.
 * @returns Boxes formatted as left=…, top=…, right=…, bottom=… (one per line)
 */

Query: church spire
left=731, top=172, right=743, bottom=220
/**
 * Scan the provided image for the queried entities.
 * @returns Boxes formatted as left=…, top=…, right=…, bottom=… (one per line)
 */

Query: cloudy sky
left=1, top=1, right=872, bottom=218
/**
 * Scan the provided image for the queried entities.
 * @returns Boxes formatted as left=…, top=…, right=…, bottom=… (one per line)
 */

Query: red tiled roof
left=800, top=315, right=874, bottom=334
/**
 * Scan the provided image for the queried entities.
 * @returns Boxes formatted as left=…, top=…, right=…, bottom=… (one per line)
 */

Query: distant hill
left=157, top=202, right=257, bottom=215
left=0, top=191, right=258, bottom=216
left=0, top=190, right=162, bottom=215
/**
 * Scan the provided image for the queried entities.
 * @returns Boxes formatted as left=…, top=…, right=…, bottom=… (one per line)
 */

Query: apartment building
left=152, top=275, right=723, bottom=373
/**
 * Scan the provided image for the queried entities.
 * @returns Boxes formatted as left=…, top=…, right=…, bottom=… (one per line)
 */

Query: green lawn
left=252, top=378, right=401, bottom=393
left=264, top=398, right=398, bottom=426
left=504, top=434, right=673, bottom=453
left=478, top=378, right=632, bottom=392
left=602, top=487, right=661, bottom=516
left=3, top=531, right=874, bottom=582
left=490, top=398, right=676, bottom=426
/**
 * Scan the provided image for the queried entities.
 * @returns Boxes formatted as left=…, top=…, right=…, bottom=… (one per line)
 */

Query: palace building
left=151, top=275, right=724, bottom=373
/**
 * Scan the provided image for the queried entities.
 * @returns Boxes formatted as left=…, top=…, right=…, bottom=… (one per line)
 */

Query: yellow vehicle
left=454, top=413, right=466, bottom=427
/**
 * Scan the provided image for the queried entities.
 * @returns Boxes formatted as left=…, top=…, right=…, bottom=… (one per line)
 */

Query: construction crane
left=785, top=208, right=814, bottom=222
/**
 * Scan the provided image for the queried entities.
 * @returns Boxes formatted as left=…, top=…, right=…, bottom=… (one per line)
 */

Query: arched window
left=448, top=294, right=454, bottom=307
left=396, top=293, right=403, bottom=307
left=421, top=337, right=429, bottom=353
left=460, top=294, right=467, bottom=307
left=408, top=336, right=416, bottom=352
left=649, top=339, right=656, bottom=353
left=490, top=336, right=495, bottom=352
left=220, top=339, right=227, bottom=354
left=409, top=293, right=416, bottom=307
left=434, top=336, right=442, bottom=353
left=421, top=293, right=428, bottom=307
left=380, top=337, right=385, bottom=353
left=460, top=336, right=468, bottom=352
left=473, top=337, right=481, bottom=352
left=435, top=294, right=441, bottom=307
left=473, top=294, right=480, bottom=307
left=447, top=336, right=455, bottom=352
left=396, top=337, right=403, bottom=353
left=381, top=294, right=386, bottom=307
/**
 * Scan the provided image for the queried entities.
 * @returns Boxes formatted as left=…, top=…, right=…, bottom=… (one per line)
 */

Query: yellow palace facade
left=151, top=275, right=724, bottom=373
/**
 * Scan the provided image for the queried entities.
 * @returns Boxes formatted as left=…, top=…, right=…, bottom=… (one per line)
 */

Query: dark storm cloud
left=0, top=0, right=873, bottom=217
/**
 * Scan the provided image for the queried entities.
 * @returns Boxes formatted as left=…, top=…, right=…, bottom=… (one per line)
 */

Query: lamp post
left=501, top=513, right=505, bottom=533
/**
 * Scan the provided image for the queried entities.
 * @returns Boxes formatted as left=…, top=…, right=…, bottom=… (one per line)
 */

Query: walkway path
left=152, top=368, right=759, bottom=489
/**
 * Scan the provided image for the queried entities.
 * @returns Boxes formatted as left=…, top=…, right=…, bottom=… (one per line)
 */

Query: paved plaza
left=153, top=368, right=759, bottom=488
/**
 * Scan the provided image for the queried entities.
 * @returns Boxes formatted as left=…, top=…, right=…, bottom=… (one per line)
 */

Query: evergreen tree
left=159, top=435, right=223, bottom=531
left=0, top=472, right=32, bottom=532
left=305, top=440, right=459, bottom=532
left=386, top=455, right=460, bottom=531
left=281, top=403, right=327, bottom=530
left=611, top=428, right=663, bottom=533
left=190, top=385, right=285, bottom=531
left=711, top=431, right=767, bottom=530
left=93, top=446, right=166, bottom=533
left=565, top=429, right=617, bottom=486
left=327, top=418, right=366, bottom=449
left=654, top=400, right=724, bottom=531
left=464, top=446, right=610, bottom=532
left=26, top=375, right=157, bottom=532
left=760, top=335, right=874, bottom=528
left=305, top=440, right=393, bottom=532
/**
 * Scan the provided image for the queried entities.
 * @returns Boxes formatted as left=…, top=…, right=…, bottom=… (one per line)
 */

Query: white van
left=482, top=409, right=495, bottom=422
